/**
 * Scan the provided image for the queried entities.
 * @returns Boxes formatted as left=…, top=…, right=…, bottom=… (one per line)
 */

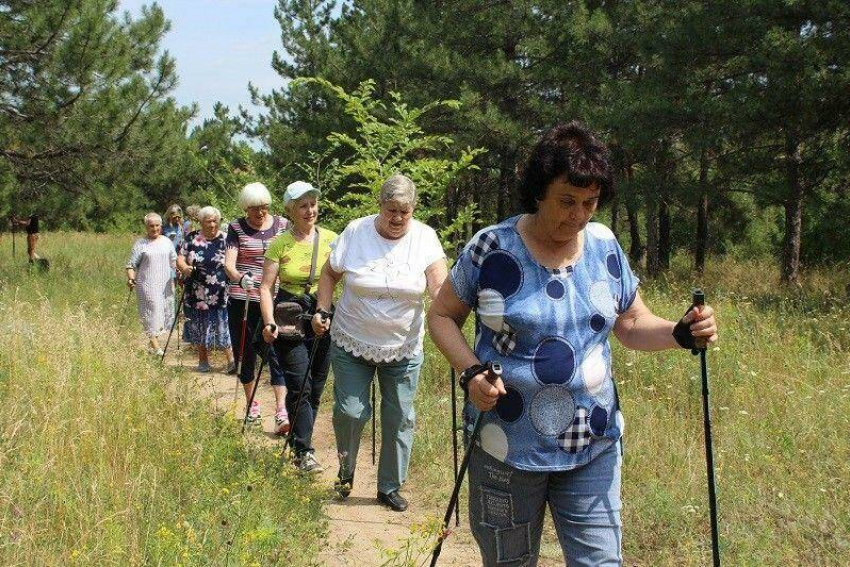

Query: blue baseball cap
left=283, top=181, right=320, bottom=205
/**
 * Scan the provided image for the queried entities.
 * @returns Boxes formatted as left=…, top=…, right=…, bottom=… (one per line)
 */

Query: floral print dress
left=179, top=230, right=231, bottom=349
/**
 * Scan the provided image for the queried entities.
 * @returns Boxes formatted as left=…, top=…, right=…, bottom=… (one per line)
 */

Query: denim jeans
left=468, top=441, right=622, bottom=566
left=330, top=344, right=423, bottom=494
left=273, top=328, right=331, bottom=456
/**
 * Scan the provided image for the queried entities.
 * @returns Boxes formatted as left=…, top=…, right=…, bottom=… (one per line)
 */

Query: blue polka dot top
left=451, top=216, right=640, bottom=471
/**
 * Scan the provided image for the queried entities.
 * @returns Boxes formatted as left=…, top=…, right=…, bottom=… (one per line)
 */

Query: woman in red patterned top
left=224, top=182, right=290, bottom=430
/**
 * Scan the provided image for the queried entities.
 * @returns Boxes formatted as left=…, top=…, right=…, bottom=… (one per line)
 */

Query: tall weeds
left=0, top=233, right=326, bottom=565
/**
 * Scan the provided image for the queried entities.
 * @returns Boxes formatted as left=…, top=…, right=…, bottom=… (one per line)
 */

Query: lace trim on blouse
left=331, top=325, right=422, bottom=363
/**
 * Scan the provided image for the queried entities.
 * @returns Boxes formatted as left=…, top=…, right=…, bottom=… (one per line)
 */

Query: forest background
left=2, top=1, right=850, bottom=564
left=2, top=0, right=849, bottom=283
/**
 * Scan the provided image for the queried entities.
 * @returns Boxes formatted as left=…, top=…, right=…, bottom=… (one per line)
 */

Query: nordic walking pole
left=450, top=365, right=460, bottom=527
left=235, top=274, right=253, bottom=376
left=242, top=340, right=270, bottom=433
left=693, top=289, right=721, bottom=567
left=161, top=277, right=188, bottom=363
left=431, top=362, right=502, bottom=567
left=119, top=286, right=134, bottom=327
left=282, top=312, right=330, bottom=459
left=371, top=380, right=377, bottom=466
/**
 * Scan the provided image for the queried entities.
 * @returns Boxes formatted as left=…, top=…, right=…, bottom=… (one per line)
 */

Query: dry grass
left=0, top=232, right=327, bottom=566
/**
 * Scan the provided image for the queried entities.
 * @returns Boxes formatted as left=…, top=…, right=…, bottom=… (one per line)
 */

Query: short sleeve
left=126, top=240, right=143, bottom=269
left=179, top=237, right=189, bottom=258
left=450, top=235, right=484, bottom=308
left=420, top=225, right=446, bottom=269
left=264, top=233, right=287, bottom=263
left=225, top=223, right=239, bottom=248
left=328, top=221, right=355, bottom=273
left=614, top=240, right=639, bottom=313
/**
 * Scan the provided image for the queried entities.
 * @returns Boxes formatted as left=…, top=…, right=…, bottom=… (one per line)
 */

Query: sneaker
left=225, top=361, right=237, bottom=375
left=274, top=409, right=290, bottom=436
left=151, top=347, right=165, bottom=357
left=246, top=401, right=261, bottom=424
left=197, top=361, right=211, bottom=373
left=377, top=490, right=408, bottom=512
left=334, top=470, right=354, bottom=499
left=295, top=452, right=324, bottom=474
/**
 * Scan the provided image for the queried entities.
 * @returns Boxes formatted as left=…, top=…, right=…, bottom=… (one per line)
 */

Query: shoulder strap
left=304, top=228, right=321, bottom=294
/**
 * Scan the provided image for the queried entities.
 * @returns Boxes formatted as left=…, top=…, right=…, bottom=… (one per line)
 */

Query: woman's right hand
left=126, top=278, right=136, bottom=290
left=311, top=312, right=331, bottom=336
left=468, top=372, right=507, bottom=412
left=179, top=265, right=194, bottom=279
left=262, top=323, right=278, bottom=344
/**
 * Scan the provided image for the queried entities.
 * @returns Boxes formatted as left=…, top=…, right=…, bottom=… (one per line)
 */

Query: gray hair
left=197, top=206, right=222, bottom=222
left=238, top=182, right=272, bottom=210
left=185, top=205, right=200, bottom=220
left=144, top=212, right=162, bottom=225
left=379, top=174, right=416, bottom=207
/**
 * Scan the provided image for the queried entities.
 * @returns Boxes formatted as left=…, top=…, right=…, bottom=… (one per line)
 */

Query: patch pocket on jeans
left=495, top=523, right=531, bottom=564
left=480, top=486, right=513, bottom=528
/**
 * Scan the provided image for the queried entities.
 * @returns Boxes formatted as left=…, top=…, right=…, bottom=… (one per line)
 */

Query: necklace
left=291, top=225, right=314, bottom=242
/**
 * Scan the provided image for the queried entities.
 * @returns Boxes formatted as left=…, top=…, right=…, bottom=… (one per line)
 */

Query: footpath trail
left=167, top=347, right=481, bottom=566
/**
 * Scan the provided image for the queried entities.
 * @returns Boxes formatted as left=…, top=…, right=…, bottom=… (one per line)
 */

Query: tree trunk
left=610, top=194, right=620, bottom=240
left=497, top=150, right=516, bottom=221
left=695, top=150, right=709, bottom=274
left=782, top=136, right=803, bottom=285
left=645, top=194, right=660, bottom=277
left=625, top=165, right=643, bottom=266
left=659, top=197, right=671, bottom=270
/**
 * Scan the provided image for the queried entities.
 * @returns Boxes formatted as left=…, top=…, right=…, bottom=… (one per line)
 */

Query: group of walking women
left=126, top=122, right=718, bottom=566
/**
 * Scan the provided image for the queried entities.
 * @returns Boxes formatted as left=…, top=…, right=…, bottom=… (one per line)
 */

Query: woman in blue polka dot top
left=428, top=122, right=718, bottom=566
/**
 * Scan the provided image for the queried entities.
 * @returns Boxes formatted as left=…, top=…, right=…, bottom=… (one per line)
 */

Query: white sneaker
left=296, top=452, right=324, bottom=474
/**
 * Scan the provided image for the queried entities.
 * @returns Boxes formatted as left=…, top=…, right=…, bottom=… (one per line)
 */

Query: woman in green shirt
left=259, top=181, right=338, bottom=473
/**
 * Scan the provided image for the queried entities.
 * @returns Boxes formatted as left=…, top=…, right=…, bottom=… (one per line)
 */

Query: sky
left=118, top=0, right=287, bottom=130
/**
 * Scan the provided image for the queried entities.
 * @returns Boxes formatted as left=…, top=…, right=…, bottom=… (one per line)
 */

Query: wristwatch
left=264, top=323, right=277, bottom=333
left=316, top=308, right=332, bottom=321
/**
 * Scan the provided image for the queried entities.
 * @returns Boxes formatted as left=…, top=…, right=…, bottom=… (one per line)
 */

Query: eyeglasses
left=247, top=205, right=270, bottom=212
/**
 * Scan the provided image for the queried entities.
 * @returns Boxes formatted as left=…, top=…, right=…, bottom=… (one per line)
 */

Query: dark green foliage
left=0, top=0, right=196, bottom=229
left=254, top=0, right=850, bottom=282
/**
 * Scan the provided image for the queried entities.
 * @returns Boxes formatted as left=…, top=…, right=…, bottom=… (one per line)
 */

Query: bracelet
left=459, top=361, right=503, bottom=393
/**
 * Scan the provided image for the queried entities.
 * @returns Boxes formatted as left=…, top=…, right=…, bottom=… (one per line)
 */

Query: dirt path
left=168, top=347, right=480, bottom=566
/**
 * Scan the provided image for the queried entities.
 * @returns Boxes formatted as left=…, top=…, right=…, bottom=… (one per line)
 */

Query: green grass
left=412, top=255, right=850, bottom=565
left=0, top=233, right=327, bottom=566
left=2, top=232, right=848, bottom=565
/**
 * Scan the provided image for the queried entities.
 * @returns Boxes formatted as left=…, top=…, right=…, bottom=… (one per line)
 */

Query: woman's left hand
left=680, top=304, right=718, bottom=348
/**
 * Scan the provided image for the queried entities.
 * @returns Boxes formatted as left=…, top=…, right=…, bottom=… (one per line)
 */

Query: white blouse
left=329, top=215, right=445, bottom=362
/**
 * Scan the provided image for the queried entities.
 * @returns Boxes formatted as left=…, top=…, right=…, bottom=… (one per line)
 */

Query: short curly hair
left=518, top=122, right=614, bottom=213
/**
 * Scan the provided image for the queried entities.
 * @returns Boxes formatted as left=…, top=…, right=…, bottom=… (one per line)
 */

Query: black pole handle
left=691, top=289, right=707, bottom=353
left=692, top=288, right=705, bottom=308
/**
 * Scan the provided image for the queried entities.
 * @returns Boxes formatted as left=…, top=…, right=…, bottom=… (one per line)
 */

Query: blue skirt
left=182, top=306, right=232, bottom=349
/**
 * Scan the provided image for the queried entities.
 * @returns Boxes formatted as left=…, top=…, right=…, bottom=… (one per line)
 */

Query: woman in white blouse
left=312, top=174, right=447, bottom=512
left=126, top=212, right=177, bottom=355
